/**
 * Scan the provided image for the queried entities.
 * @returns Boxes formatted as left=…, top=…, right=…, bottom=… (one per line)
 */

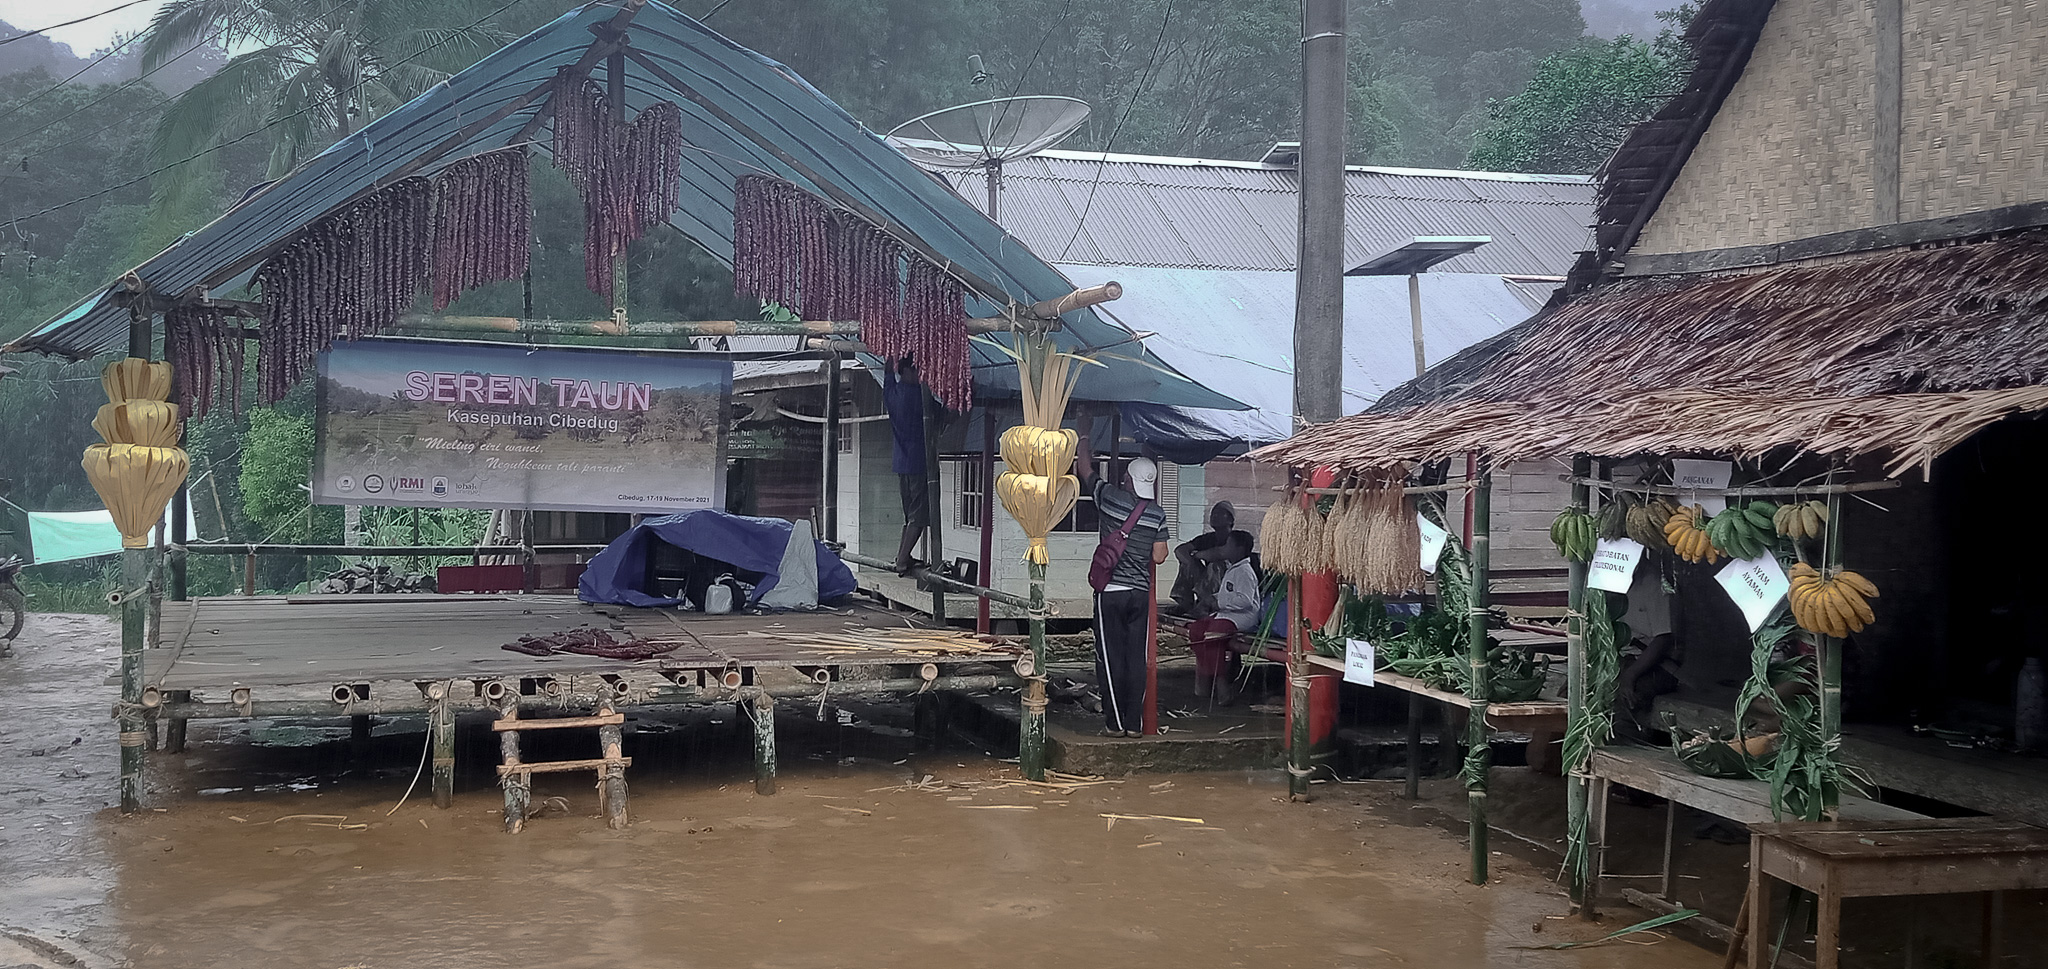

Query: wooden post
left=822, top=353, right=841, bottom=542
left=597, top=699, right=629, bottom=829
left=430, top=686, right=455, bottom=809
left=607, top=48, right=630, bottom=316
left=163, top=690, right=191, bottom=754
left=498, top=687, right=528, bottom=833
left=977, top=409, right=996, bottom=633
left=1287, top=574, right=1312, bottom=801
left=243, top=551, right=256, bottom=596
left=924, top=394, right=945, bottom=622
left=1143, top=557, right=1159, bottom=736
left=751, top=693, right=777, bottom=795
left=1019, top=560, right=1049, bottom=781
left=1466, top=466, right=1493, bottom=885
left=1565, top=454, right=1594, bottom=910
left=1405, top=693, right=1424, bottom=799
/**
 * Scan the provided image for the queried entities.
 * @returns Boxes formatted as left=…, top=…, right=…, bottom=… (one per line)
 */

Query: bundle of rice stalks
left=1260, top=489, right=1311, bottom=574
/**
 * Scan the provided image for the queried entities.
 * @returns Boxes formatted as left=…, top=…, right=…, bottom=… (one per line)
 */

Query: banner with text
left=313, top=339, right=730, bottom=513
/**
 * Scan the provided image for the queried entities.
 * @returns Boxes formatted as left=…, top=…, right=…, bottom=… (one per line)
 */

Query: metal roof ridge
left=1020, top=148, right=1592, bottom=183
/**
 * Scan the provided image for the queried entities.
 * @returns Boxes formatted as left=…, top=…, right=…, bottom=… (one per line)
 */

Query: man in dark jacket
left=883, top=358, right=928, bottom=574
left=1075, top=441, right=1170, bottom=736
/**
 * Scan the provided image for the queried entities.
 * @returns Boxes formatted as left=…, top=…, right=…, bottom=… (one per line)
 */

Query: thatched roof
left=1253, top=231, right=2048, bottom=474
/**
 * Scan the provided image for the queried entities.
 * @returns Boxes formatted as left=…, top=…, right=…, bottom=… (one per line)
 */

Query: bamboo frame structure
left=1564, top=455, right=1594, bottom=911
left=1465, top=469, right=1493, bottom=885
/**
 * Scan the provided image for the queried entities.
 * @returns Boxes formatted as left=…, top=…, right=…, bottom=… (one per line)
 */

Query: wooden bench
left=1586, top=745, right=1926, bottom=918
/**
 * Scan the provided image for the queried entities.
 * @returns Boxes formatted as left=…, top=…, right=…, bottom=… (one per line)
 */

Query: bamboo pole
left=1287, top=574, right=1312, bottom=801
left=822, top=353, right=842, bottom=543
left=1563, top=477, right=1901, bottom=497
left=1466, top=467, right=1493, bottom=885
left=836, top=548, right=1034, bottom=609
left=751, top=693, right=778, bottom=795
left=977, top=410, right=995, bottom=633
left=597, top=698, right=629, bottom=829
left=1019, top=560, right=1049, bottom=781
left=430, top=684, right=455, bottom=809
left=119, top=547, right=146, bottom=813
left=498, top=687, right=528, bottom=834
left=1565, top=454, right=1594, bottom=912
left=1143, top=557, right=1159, bottom=736
left=924, top=394, right=945, bottom=623
left=1820, top=481, right=1846, bottom=820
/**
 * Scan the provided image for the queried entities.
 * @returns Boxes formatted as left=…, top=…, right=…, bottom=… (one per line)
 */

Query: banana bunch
left=1624, top=496, right=1678, bottom=552
left=1597, top=493, right=1635, bottom=541
left=1662, top=504, right=1721, bottom=564
left=1789, top=562, right=1878, bottom=637
left=1550, top=508, right=1597, bottom=563
left=1706, top=500, right=1779, bottom=560
left=1774, top=499, right=1830, bottom=541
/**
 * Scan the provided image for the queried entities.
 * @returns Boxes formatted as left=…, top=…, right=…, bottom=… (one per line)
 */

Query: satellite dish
left=887, top=96, right=1090, bottom=222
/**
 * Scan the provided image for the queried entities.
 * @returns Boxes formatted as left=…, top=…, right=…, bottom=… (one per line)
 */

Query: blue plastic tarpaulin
left=577, top=510, right=854, bottom=608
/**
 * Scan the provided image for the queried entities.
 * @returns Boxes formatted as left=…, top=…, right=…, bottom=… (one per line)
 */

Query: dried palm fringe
left=731, top=173, right=971, bottom=413
left=550, top=75, right=684, bottom=297
left=250, top=148, right=531, bottom=403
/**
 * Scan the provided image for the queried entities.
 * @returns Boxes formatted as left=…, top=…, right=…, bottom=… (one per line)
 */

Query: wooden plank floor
left=149, top=595, right=1019, bottom=690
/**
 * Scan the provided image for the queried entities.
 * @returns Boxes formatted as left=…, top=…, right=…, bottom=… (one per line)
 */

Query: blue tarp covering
left=577, top=510, right=854, bottom=608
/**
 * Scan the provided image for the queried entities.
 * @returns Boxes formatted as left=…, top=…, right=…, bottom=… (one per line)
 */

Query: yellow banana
left=1835, top=570, right=1879, bottom=599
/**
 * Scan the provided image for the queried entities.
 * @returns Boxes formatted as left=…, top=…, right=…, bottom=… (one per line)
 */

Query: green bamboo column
left=1465, top=467, right=1493, bottom=884
left=1564, top=455, right=1593, bottom=909
left=1020, top=561, right=1049, bottom=781
left=118, top=547, right=147, bottom=813
left=1819, top=484, right=1846, bottom=819
left=1287, top=574, right=1312, bottom=801
left=430, top=684, right=455, bottom=809
left=752, top=693, right=779, bottom=795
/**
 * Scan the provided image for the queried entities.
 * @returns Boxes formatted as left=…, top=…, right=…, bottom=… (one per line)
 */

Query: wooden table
left=1745, top=817, right=2048, bottom=969
left=1305, top=653, right=1568, bottom=796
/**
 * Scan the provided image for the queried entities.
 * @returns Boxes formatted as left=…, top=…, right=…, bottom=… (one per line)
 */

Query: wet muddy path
left=1, top=614, right=1715, bottom=968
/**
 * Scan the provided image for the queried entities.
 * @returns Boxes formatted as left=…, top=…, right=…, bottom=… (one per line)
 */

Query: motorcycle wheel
left=1, top=586, right=23, bottom=643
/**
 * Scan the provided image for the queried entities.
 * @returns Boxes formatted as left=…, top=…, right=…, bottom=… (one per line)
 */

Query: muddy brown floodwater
left=0, top=614, right=1718, bottom=969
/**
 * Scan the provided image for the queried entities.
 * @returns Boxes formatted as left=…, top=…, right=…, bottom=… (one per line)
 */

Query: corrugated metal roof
left=6, top=1, right=1241, bottom=412
left=1058, top=265, right=1541, bottom=445
left=940, top=152, right=1595, bottom=276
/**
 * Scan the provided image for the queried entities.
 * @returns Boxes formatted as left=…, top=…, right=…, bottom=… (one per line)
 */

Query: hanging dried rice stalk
left=430, top=148, right=532, bottom=311
left=253, top=177, right=432, bottom=403
left=1260, top=489, right=1311, bottom=574
left=549, top=75, right=684, bottom=297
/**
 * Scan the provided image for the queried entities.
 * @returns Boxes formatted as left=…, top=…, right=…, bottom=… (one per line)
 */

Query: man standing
left=1075, top=441, right=1170, bottom=737
left=883, top=358, right=928, bottom=575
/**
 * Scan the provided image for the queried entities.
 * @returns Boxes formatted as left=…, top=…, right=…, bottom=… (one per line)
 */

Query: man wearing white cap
left=1075, top=439, right=1171, bottom=737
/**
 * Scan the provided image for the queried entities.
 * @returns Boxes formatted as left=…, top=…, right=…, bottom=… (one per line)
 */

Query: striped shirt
left=1090, top=476, right=1171, bottom=591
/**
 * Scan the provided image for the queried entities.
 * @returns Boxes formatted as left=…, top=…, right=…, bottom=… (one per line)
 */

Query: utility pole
left=1293, top=0, right=1347, bottom=426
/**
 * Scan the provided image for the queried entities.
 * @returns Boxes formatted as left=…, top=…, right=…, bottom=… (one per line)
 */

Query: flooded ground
left=0, top=613, right=1719, bottom=968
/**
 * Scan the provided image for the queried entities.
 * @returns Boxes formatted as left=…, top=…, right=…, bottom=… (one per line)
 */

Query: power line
left=0, top=25, right=149, bottom=128
left=0, top=0, right=156, bottom=49
left=1057, top=0, right=1175, bottom=260
left=0, top=26, right=230, bottom=159
left=9, top=0, right=530, bottom=228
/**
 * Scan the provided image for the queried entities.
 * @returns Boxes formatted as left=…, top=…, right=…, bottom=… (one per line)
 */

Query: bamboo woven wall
left=1900, top=0, right=2048, bottom=222
left=1634, top=0, right=1879, bottom=256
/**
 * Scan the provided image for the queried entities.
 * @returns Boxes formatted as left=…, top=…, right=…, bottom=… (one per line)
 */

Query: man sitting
left=1184, top=530, right=1260, bottom=704
left=1169, top=501, right=1235, bottom=615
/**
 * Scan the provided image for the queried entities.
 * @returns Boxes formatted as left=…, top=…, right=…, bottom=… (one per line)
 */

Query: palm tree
left=139, top=0, right=507, bottom=208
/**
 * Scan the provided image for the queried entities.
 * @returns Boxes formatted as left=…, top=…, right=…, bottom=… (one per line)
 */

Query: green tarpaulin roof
left=6, top=0, right=1242, bottom=411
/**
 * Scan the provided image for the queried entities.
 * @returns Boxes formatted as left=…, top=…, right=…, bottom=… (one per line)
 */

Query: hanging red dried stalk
left=253, top=177, right=433, bottom=403
left=166, top=306, right=248, bottom=420
left=729, top=173, right=972, bottom=411
left=430, top=147, right=532, bottom=310
left=549, top=74, right=684, bottom=296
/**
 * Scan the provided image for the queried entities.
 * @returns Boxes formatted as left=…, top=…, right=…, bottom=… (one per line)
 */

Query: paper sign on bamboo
left=1715, top=554, right=1790, bottom=632
left=1670, top=458, right=1733, bottom=514
left=1417, top=513, right=1450, bottom=574
left=1588, top=538, right=1645, bottom=594
left=1344, top=639, right=1376, bottom=686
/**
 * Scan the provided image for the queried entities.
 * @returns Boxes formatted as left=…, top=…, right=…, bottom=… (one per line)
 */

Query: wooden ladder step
left=492, top=713, right=624, bottom=732
left=498, top=756, right=631, bottom=776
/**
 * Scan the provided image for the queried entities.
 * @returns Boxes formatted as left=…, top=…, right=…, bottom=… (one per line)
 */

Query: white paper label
left=1670, top=458, right=1733, bottom=514
left=1588, top=538, right=1645, bottom=594
left=1715, top=554, right=1790, bottom=632
left=1417, top=513, right=1450, bottom=574
left=1344, top=638, right=1376, bottom=686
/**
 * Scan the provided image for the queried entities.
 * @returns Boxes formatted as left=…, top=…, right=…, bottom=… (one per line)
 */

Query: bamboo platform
left=146, top=594, right=1021, bottom=692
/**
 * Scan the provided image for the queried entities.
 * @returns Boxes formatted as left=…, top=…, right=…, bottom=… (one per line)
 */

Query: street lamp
left=1348, top=236, right=1491, bottom=377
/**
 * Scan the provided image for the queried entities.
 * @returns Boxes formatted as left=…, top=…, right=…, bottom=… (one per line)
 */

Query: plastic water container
left=703, top=575, right=735, bottom=615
